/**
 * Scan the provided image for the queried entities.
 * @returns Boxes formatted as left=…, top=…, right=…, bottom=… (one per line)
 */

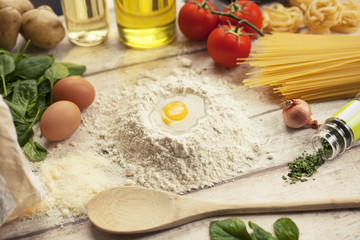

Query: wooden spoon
left=87, top=186, right=360, bottom=234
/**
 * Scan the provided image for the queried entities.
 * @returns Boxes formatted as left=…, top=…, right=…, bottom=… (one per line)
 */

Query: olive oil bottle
left=61, top=0, right=109, bottom=46
left=114, top=0, right=176, bottom=49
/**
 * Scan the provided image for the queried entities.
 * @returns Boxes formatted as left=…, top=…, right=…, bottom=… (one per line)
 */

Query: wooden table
left=1, top=1, right=360, bottom=239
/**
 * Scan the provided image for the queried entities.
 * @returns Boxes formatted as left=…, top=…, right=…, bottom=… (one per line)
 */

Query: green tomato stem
left=185, top=0, right=264, bottom=37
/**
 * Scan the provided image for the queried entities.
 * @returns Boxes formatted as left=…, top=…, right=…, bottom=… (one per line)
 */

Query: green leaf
left=4, top=100, right=33, bottom=146
left=249, top=222, right=277, bottom=240
left=23, top=139, right=47, bottom=162
left=210, top=218, right=252, bottom=240
left=0, top=49, right=14, bottom=57
left=273, top=218, right=299, bottom=240
left=44, top=63, right=69, bottom=86
left=16, top=122, right=35, bottom=147
left=15, top=55, right=53, bottom=79
left=38, top=78, right=51, bottom=96
left=60, top=62, right=86, bottom=76
left=12, top=80, right=38, bottom=118
left=0, top=54, right=16, bottom=96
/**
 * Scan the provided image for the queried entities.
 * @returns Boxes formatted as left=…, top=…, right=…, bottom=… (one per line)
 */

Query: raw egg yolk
left=161, top=101, right=188, bottom=126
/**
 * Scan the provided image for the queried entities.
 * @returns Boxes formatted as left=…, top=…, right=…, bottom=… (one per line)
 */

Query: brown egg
left=53, top=76, right=95, bottom=110
left=40, top=101, right=81, bottom=141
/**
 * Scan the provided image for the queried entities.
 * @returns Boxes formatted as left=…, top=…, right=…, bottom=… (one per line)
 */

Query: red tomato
left=219, top=1, right=262, bottom=38
left=178, top=0, right=219, bottom=40
left=207, top=25, right=251, bottom=67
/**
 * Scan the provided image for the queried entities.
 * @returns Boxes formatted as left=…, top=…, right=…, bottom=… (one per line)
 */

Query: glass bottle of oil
left=312, top=98, right=360, bottom=160
left=113, top=0, right=176, bottom=49
left=61, top=0, right=109, bottom=47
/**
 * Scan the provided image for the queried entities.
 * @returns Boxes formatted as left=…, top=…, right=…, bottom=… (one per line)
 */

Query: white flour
left=83, top=66, right=262, bottom=192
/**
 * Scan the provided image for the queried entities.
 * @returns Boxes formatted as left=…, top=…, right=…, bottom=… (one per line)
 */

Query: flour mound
left=89, top=70, right=261, bottom=192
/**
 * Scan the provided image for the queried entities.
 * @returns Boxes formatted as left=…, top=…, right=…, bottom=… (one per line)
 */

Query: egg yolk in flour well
left=161, top=101, right=188, bottom=126
left=149, top=94, right=206, bottom=134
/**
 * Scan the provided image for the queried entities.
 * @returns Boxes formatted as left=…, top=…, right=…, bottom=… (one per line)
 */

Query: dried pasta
left=304, top=0, right=343, bottom=33
left=288, top=0, right=312, bottom=11
left=288, top=0, right=360, bottom=33
left=331, top=0, right=360, bottom=33
left=240, top=33, right=360, bottom=102
left=262, top=3, right=303, bottom=33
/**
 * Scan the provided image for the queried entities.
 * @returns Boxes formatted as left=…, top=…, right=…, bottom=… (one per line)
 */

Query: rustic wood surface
left=1, top=0, right=360, bottom=239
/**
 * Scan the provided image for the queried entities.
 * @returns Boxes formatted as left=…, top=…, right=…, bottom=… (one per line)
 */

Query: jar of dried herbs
left=312, top=98, right=360, bottom=160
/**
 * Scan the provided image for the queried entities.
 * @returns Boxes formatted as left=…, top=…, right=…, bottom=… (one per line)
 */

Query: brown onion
left=282, top=99, right=319, bottom=129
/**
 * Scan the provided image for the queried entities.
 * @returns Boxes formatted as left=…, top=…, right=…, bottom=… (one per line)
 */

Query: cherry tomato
left=178, top=0, right=219, bottom=40
left=219, top=1, right=262, bottom=38
left=207, top=25, right=251, bottom=67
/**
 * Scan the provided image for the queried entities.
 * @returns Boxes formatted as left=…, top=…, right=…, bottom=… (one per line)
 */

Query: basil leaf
left=249, top=221, right=277, bottom=240
left=0, top=54, right=16, bottom=96
left=274, top=218, right=299, bottom=240
left=15, top=55, right=53, bottom=79
left=210, top=218, right=252, bottom=240
left=24, top=140, right=47, bottom=162
left=60, top=62, right=86, bottom=76
left=12, top=80, right=38, bottom=119
left=44, top=63, right=69, bottom=87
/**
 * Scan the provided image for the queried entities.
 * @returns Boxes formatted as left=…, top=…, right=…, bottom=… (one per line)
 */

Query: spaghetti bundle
left=241, top=33, right=360, bottom=102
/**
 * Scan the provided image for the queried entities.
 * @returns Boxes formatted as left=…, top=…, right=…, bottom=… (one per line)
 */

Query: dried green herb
left=283, top=138, right=332, bottom=184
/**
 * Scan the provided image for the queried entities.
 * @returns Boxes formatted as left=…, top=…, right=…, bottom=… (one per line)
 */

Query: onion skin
left=282, top=99, right=319, bottom=129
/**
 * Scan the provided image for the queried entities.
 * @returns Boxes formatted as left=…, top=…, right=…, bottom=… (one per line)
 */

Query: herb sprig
left=0, top=42, right=86, bottom=161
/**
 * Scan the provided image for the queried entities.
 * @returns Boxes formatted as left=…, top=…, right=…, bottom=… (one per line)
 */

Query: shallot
left=282, top=99, right=319, bottom=129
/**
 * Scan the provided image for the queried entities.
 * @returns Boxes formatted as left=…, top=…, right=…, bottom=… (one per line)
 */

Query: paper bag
left=0, top=95, right=44, bottom=227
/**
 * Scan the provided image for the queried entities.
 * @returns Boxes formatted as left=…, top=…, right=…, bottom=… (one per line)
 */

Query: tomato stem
left=184, top=0, right=264, bottom=37
left=208, top=4, right=263, bottom=36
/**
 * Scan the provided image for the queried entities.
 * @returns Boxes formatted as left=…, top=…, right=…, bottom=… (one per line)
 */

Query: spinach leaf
left=23, top=139, right=47, bottom=162
left=16, top=121, right=34, bottom=147
left=0, top=54, right=16, bottom=96
left=60, top=62, right=86, bottom=76
left=0, top=49, right=14, bottom=57
left=15, top=55, right=53, bottom=79
left=4, top=100, right=34, bottom=147
left=273, top=218, right=299, bottom=240
left=210, top=218, right=252, bottom=240
left=44, top=63, right=69, bottom=87
left=12, top=80, right=38, bottom=119
left=4, top=80, right=41, bottom=146
left=248, top=222, right=277, bottom=240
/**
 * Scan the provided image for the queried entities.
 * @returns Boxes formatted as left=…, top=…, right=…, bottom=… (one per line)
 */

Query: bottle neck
left=312, top=118, right=354, bottom=160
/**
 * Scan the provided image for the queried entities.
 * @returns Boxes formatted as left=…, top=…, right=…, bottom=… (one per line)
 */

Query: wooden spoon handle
left=202, top=197, right=360, bottom=216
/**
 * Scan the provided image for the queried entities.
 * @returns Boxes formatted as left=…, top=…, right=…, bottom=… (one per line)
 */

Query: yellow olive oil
left=61, top=0, right=109, bottom=46
left=114, top=0, right=176, bottom=49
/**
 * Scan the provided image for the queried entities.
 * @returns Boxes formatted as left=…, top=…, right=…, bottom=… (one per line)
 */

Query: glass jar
left=312, top=99, right=360, bottom=160
left=61, top=0, right=109, bottom=47
left=113, top=0, right=176, bottom=49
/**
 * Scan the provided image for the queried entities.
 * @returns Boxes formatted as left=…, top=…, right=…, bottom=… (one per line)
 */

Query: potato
left=36, top=5, right=55, bottom=14
left=20, top=6, right=65, bottom=49
left=0, top=7, right=21, bottom=51
left=0, top=0, right=34, bottom=15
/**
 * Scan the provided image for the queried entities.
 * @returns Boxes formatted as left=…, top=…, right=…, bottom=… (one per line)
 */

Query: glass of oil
left=114, top=0, right=176, bottom=49
left=61, top=0, right=109, bottom=47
